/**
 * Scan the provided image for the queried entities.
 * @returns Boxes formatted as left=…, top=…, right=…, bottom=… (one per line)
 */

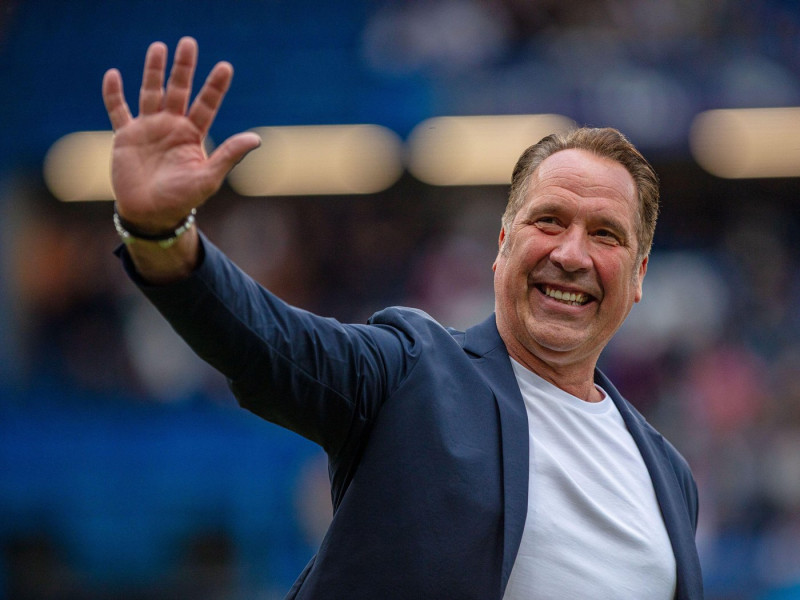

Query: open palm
left=102, top=37, right=260, bottom=231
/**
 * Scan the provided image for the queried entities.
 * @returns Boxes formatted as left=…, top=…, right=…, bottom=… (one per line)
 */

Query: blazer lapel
left=596, top=370, right=704, bottom=600
left=461, top=315, right=529, bottom=594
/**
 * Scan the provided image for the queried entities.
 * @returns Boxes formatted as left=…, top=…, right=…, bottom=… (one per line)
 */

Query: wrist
left=121, top=226, right=201, bottom=285
left=113, top=203, right=197, bottom=249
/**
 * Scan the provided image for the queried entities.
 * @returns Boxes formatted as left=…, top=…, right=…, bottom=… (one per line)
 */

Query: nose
left=549, top=226, right=592, bottom=272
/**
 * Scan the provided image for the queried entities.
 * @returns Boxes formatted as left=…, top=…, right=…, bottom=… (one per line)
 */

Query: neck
left=504, top=343, right=602, bottom=403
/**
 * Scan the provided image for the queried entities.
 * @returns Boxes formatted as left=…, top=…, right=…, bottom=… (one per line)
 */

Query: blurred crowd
left=2, top=168, right=799, bottom=599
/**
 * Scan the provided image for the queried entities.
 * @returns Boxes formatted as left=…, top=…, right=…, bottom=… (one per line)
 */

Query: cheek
left=495, top=261, right=527, bottom=311
left=602, top=263, right=642, bottom=307
left=506, top=242, right=541, bottom=278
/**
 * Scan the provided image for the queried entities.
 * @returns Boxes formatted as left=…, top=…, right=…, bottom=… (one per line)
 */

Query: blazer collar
left=462, top=313, right=506, bottom=357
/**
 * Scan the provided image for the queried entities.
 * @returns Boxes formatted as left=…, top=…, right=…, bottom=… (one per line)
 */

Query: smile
left=539, top=285, right=591, bottom=306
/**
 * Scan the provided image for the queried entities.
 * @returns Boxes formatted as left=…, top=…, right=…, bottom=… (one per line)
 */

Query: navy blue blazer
left=121, top=234, right=703, bottom=599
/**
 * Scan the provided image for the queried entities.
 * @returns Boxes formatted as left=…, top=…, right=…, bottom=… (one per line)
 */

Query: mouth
left=536, top=284, right=593, bottom=307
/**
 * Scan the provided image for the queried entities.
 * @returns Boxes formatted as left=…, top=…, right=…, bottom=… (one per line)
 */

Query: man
left=103, top=37, right=703, bottom=599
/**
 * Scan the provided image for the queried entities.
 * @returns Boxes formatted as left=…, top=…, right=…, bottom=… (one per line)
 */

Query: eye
left=594, top=229, right=622, bottom=245
left=535, top=217, right=564, bottom=232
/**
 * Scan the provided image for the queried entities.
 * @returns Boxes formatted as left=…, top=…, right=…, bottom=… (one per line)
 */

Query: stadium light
left=406, top=114, right=575, bottom=186
left=690, top=107, right=800, bottom=178
left=228, top=124, right=404, bottom=196
left=44, top=131, right=115, bottom=202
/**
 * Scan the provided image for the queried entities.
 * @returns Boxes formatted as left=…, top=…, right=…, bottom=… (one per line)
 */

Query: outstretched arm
left=102, top=36, right=260, bottom=283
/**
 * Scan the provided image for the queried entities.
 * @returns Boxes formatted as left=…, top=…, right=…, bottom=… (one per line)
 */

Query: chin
left=526, top=324, right=589, bottom=355
left=535, top=340, right=584, bottom=355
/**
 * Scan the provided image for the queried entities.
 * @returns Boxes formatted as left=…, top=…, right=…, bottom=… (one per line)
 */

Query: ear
left=492, top=227, right=506, bottom=273
left=634, top=255, right=648, bottom=303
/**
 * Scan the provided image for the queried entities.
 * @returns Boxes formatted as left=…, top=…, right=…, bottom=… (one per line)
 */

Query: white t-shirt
left=503, top=359, right=676, bottom=600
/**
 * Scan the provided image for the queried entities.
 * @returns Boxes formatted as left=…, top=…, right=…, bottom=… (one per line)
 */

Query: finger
left=187, top=61, right=233, bottom=136
left=206, top=131, right=262, bottom=180
left=102, top=68, right=133, bottom=131
left=139, top=41, right=167, bottom=115
left=164, top=36, right=198, bottom=115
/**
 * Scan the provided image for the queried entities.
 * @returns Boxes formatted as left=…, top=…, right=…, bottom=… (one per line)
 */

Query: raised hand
left=102, top=36, right=260, bottom=232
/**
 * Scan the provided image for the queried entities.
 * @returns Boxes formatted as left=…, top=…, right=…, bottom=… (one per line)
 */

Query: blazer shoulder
left=367, top=306, right=465, bottom=345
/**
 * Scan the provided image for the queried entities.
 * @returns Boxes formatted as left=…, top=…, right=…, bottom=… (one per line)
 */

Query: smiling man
left=492, top=134, right=685, bottom=598
left=105, top=38, right=703, bottom=599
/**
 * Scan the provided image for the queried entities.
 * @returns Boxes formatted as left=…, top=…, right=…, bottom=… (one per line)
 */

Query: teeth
left=543, top=286, right=588, bottom=306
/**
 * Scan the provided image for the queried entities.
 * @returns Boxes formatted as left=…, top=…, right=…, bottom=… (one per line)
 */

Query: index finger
left=102, top=68, right=133, bottom=131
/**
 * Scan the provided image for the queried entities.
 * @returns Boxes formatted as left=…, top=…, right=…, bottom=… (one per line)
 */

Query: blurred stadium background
left=1, top=0, right=800, bottom=598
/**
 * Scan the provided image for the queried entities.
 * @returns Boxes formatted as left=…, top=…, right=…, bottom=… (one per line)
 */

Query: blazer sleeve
left=117, top=233, right=420, bottom=458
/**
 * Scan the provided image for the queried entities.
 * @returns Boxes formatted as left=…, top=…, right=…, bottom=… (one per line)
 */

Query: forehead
left=524, top=148, right=638, bottom=219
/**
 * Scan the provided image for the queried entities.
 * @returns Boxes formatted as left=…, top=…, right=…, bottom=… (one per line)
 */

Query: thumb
left=207, top=131, right=262, bottom=180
